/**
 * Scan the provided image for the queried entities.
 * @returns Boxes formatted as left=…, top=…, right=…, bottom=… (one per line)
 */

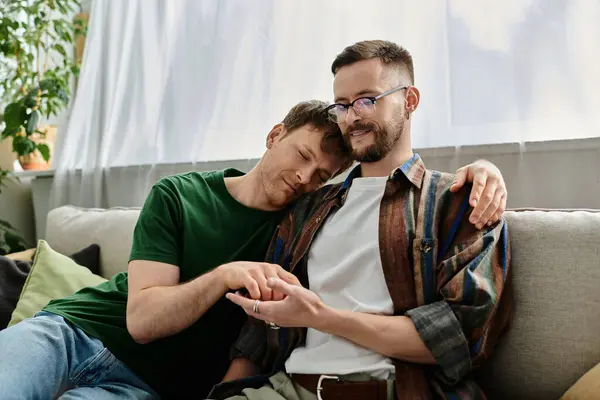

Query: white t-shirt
left=285, top=176, right=395, bottom=379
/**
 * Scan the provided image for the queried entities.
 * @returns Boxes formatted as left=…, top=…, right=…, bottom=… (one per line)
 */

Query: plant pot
left=17, top=125, right=57, bottom=171
left=18, top=153, right=50, bottom=170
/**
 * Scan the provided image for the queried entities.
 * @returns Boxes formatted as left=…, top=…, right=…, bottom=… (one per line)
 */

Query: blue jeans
left=0, top=311, right=159, bottom=399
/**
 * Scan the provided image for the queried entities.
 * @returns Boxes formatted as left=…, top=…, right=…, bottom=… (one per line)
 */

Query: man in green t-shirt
left=0, top=100, right=507, bottom=399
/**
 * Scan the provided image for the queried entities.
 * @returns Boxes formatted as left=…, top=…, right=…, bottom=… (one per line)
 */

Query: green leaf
left=0, top=218, right=29, bottom=254
left=54, top=20, right=65, bottom=36
left=53, top=43, right=67, bottom=58
left=36, top=143, right=50, bottom=162
left=57, top=89, right=69, bottom=104
left=64, top=1, right=77, bottom=13
left=39, top=78, right=57, bottom=91
left=1, top=125, right=21, bottom=140
left=3, top=103, right=26, bottom=129
left=12, top=135, right=36, bottom=157
left=24, top=88, right=39, bottom=107
left=25, top=110, right=39, bottom=135
left=49, top=99, right=65, bottom=115
left=56, top=3, right=68, bottom=14
left=24, top=95, right=38, bottom=108
left=70, top=64, right=80, bottom=76
left=45, top=102, right=54, bottom=119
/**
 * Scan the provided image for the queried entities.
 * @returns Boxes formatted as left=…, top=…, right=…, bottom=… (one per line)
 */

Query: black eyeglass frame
left=325, top=85, right=408, bottom=123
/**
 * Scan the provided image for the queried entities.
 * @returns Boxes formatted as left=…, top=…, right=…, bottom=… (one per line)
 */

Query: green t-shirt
left=44, top=169, right=283, bottom=398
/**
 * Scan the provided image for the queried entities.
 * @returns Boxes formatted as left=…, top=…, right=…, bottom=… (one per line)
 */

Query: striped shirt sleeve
left=407, top=215, right=511, bottom=384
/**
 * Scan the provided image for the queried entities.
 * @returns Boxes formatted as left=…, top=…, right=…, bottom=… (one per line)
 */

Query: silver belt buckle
left=316, top=375, right=339, bottom=400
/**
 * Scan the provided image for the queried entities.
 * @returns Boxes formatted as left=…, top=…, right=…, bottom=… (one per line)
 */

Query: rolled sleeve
left=229, top=319, right=267, bottom=367
left=406, top=301, right=471, bottom=384
left=408, top=214, right=512, bottom=384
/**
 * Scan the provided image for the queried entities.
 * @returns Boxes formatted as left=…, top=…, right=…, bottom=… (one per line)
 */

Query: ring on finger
left=253, top=300, right=261, bottom=314
left=267, top=321, right=280, bottom=330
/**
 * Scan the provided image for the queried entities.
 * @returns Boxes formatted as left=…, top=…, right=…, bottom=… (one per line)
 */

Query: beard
left=345, top=117, right=405, bottom=162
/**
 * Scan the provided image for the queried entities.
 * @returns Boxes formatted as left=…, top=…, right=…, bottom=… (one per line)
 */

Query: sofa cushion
left=0, top=244, right=101, bottom=331
left=561, top=361, right=600, bottom=399
left=477, top=209, right=600, bottom=400
left=0, top=256, right=32, bottom=329
left=45, top=206, right=141, bottom=279
left=8, top=240, right=106, bottom=327
left=69, top=244, right=101, bottom=275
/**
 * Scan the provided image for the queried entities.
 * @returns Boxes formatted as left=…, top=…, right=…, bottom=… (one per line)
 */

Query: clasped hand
left=226, top=277, right=324, bottom=329
left=219, top=261, right=300, bottom=301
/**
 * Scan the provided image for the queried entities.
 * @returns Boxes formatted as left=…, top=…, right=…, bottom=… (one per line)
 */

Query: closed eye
left=298, top=150, right=309, bottom=161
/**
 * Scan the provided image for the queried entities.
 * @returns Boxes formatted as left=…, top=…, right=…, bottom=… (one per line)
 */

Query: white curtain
left=51, top=0, right=600, bottom=208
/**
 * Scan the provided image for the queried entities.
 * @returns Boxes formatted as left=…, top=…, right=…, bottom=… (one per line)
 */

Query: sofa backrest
left=46, top=205, right=141, bottom=279
left=45, top=206, right=600, bottom=398
left=477, top=209, right=600, bottom=399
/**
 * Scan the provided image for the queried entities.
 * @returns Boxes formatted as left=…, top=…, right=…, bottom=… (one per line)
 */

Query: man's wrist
left=193, top=265, right=229, bottom=295
left=311, top=303, right=342, bottom=333
left=214, top=266, right=231, bottom=293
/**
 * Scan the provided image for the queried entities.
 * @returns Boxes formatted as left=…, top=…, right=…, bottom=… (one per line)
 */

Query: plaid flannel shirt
left=230, top=154, right=514, bottom=400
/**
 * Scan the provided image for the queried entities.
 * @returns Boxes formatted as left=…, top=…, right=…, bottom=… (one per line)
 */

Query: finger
left=251, top=269, right=272, bottom=301
left=468, top=171, right=487, bottom=209
left=451, top=167, right=468, bottom=192
left=277, top=269, right=301, bottom=286
left=225, top=292, right=256, bottom=311
left=471, top=179, right=497, bottom=227
left=271, top=290, right=284, bottom=302
left=478, top=191, right=501, bottom=228
left=266, top=277, right=296, bottom=296
left=489, top=193, right=507, bottom=225
left=237, top=298, right=276, bottom=323
left=225, top=293, right=276, bottom=323
left=242, top=275, right=261, bottom=300
left=265, top=265, right=285, bottom=301
left=498, top=188, right=507, bottom=213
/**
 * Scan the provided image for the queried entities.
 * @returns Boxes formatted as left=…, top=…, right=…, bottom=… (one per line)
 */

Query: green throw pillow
left=8, top=240, right=107, bottom=326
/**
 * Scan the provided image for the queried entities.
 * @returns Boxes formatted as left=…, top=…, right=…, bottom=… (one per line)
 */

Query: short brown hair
left=281, top=100, right=353, bottom=176
left=331, top=40, right=414, bottom=84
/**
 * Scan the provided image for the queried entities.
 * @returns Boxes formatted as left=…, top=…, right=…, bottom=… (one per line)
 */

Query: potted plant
left=0, top=0, right=85, bottom=171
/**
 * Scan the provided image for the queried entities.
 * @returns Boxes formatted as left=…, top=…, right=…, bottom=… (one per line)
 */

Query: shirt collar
left=340, top=153, right=425, bottom=190
left=391, top=153, right=425, bottom=189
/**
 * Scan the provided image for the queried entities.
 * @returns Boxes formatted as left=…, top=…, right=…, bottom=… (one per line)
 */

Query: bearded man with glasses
left=213, top=40, right=514, bottom=400
left=325, top=84, right=410, bottom=163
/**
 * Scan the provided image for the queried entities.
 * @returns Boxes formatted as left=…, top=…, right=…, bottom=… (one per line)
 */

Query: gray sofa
left=44, top=206, right=600, bottom=400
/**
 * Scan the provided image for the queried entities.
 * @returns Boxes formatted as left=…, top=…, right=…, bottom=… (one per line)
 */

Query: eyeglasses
left=325, top=85, right=408, bottom=124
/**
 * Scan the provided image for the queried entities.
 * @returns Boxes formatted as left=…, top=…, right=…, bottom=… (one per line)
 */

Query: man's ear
left=266, top=123, right=286, bottom=149
left=405, top=86, right=420, bottom=113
